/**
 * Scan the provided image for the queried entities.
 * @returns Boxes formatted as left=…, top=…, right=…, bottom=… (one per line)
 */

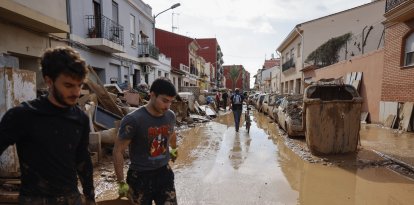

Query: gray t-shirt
left=118, top=106, right=176, bottom=171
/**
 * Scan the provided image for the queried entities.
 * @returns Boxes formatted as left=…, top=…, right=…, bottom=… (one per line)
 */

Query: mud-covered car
left=260, top=94, right=271, bottom=114
left=255, top=94, right=266, bottom=110
left=276, top=94, right=304, bottom=137
left=270, top=94, right=286, bottom=120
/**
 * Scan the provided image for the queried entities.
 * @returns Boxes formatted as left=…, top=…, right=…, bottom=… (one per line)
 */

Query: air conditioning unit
left=143, top=65, right=151, bottom=73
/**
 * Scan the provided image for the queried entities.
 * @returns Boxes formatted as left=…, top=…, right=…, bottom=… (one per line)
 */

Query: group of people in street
left=0, top=46, right=248, bottom=205
left=215, top=90, right=229, bottom=111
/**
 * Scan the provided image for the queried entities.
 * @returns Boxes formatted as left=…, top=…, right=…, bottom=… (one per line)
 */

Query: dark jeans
left=233, top=109, right=242, bottom=131
left=19, top=193, right=81, bottom=205
left=127, top=165, right=177, bottom=205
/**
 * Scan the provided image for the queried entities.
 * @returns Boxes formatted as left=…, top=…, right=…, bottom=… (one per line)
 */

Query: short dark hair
left=150, top=77, right=177, bottom=97
left=41, top=46, right=88, bottom=81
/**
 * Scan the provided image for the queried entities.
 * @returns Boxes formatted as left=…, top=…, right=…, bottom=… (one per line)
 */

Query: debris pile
left=77, top=68, right=218, bottom=165
left=285, top=95, right=303, bottom=121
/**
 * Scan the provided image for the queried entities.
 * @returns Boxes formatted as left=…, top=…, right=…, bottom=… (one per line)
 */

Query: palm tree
left=227, top=65, right=241, bottom=91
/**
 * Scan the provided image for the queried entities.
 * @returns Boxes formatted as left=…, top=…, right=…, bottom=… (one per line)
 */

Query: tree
left=227, top=65, right=241, bottom=91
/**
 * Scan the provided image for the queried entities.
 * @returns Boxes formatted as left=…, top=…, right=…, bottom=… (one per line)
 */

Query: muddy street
left=96, top=109, right=414, bottom=205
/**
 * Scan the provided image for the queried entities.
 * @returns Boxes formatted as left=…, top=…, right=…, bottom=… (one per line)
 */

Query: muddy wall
left=303, top=49, right=384, bottom=123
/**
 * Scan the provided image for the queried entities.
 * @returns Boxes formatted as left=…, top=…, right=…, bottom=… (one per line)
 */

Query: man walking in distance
left=113, top=77, right=178, bottom=204
left=222, top=90, right=229, bottom=111
left=230, top=88, right=244, bottom=132
left=215, top=91, right=221, bottom=111
left=0, top=46, right=96, bottom=204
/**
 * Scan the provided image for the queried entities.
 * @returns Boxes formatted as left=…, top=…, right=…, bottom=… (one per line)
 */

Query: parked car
left=276, top=94, right=304, bottom=137
left=260, top=94, right=271, bottom=113
left=255, top=94, right=266, bottom=111
left=247, top=94, right=255, bottom=105
left=250, top=93, right=260, bottom=106
left=262, top=93, right=279, bottom=115
left=269, top=94, right=286, bottom=120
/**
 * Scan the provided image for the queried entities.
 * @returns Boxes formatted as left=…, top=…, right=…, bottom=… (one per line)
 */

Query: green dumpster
left=303, top=84, right=362, bottom=155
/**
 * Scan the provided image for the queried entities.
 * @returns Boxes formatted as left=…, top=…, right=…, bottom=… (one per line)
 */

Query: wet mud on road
left=94, top=109, right=414, bottom=205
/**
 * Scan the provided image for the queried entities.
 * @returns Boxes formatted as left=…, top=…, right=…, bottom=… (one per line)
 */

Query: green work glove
left=170, top=148, right=178, bottom=162
left=118, top=181, right=129, bottom=198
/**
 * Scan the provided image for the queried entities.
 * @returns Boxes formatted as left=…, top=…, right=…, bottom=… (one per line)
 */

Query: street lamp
left=153, top=3, right=181, bottom=43
left=154, top=3, right=181, bottom=19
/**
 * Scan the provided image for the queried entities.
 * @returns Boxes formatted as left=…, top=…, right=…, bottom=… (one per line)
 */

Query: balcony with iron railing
left=138, top=41, right=159, bottom=60
left=190, top=66, right=199, bottom=76
left=180, top=64, right=190, bottom=73
left=385, top=0, right=407, bottom=12
left=282, top=58, right=295, bottom=72
left=86, top=15, right=124, bottom=45
left=85, top=15, right=124, bottom=53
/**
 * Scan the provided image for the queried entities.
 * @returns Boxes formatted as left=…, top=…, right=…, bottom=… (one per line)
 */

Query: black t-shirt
left=0, top=96, right=94, bottom=199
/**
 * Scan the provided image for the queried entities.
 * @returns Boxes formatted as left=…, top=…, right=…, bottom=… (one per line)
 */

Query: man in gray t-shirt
left=113, top=77, right=178, bottom=204
left=118, top=107, right=175, bottom=170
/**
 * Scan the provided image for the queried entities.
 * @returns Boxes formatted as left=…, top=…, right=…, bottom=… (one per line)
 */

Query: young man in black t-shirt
left=0, top=47, right=96, bottom=205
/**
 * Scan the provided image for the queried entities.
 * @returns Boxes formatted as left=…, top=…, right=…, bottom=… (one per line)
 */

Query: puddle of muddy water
left=360, top=124, right=414, bottom=167
left=171, top=110, right=414, bottom=205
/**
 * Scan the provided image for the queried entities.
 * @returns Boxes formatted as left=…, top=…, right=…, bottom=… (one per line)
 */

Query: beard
left=52, top=84, right=77, bottom=107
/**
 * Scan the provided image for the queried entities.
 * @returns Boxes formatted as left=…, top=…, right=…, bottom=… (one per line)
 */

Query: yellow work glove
left=170, top=148, right=178, bottom=162
left=118, top=181, right=129, bottom=198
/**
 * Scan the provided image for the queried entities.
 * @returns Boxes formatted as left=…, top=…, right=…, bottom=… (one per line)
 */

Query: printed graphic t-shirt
left=118, top=106, right=176, bottom=171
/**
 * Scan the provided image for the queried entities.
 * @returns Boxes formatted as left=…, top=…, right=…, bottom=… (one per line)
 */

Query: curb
left=372, top=149, right=414, bottom=173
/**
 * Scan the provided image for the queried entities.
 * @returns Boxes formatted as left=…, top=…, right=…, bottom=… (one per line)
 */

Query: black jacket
left=0, top=96, right=95, bottom=199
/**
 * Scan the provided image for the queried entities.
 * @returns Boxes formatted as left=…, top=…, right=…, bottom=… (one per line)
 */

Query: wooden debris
left=89, top=132, right=102, bottom=163
left=86, top=67, right=124, bottom=117
left=361, top=112, right=369, bottom=123
left=384, top=114, right=396, bottom=128
left=124, top=91, right=141, bottom=107
left=345, top=71, right=362, bottom=92
left=399, top=102, right=414, bottom=132
left=93, top=106, right=122, bottom=130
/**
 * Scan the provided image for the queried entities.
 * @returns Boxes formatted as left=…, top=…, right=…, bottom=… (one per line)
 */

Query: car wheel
left=286, top=123, right=293, bottom=138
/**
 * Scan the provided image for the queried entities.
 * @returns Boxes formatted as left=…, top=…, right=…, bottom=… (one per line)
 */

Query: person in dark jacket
left=222, top=90, right=229, bottom=111
left=0, top=46, right=96, bottom=205
left=230, top=88, right=244, bottom=132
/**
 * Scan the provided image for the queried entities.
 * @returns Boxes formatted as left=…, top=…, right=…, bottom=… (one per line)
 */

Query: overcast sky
left=143, top=0, right=372, bottom=84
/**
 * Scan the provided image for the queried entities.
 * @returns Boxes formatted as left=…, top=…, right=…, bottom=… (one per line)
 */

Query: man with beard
left=0, top=46, right=96, bottom=205
left=113, top=77, right=178, bottom=204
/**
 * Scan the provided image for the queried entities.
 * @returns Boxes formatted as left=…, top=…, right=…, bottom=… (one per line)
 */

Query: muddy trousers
left=19, top=193, right=81, bottom=205
left=233, top=109, right=242, bottom=132
left=127, top=165, right=177, bottom=205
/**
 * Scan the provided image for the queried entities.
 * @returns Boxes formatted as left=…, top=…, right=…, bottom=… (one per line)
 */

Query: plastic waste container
left=303, top=83, right=362, bottom=155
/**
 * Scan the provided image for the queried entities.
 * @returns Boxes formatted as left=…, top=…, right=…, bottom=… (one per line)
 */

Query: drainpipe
left=66, top=0, right=72, bottom=44
left=276, top=51, right=282, bottom=94
left=294, top=26, right=304, bottom=94
left=362, top=26, right=367, bottom=54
